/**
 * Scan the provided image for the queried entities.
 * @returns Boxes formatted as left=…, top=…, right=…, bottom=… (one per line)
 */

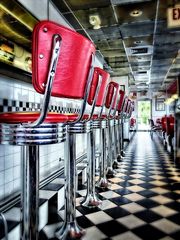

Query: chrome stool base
left=121, top=150, right=126, bottom=157
left=117, top=154, right=124, bottom=162
left=55, top=221, right=85, bottom=240
left=106, top=167, right=116, bottom=178
left=96, top=177, right=109, bottom=189
left=81, top=194, right=102, bottom=208
left=112, top=160, right=119, bottom=169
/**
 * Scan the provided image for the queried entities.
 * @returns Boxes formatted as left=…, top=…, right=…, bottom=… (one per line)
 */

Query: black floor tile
left=138, top=190, right=158, bottom=198
left=104, top=207, right=130, bottom=219
left=165, top=202, right=180, bottom=212
left=76, top=206, right=100, bottom=215
left=138, top=183, right=157, bottom=189
left=114, top=188, right=133, bottom=196
left=110, top=196, right=132, bottom=206
left=97, top=220, right=128, bottom=237
left=170, top=230, right=180, bottom=240
left=167, top=213, right=180, bottom=225
left=136, top=199, right=159, bottom=209
left=134, top=209, right=162, bottom=223
left=77, top=216, right=94, bottom=228
left=132, top=224, right=166, bottom=240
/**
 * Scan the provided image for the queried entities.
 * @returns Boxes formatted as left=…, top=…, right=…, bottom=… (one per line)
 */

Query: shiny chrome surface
left=68, top=122, right=91, bottom=134
left=26, top=34, right=62, bottom=128
left=21, top=145, right=39, bottom=240
left=81, top=127, right=102, bottom=208
left=55, top=131, right=85, bottom=239
left=106, top=119, right=116, bottom=177
left=0, top=123, right=66, bottom=145
left=70, top=53, right=95, bottom=124
left=0, top=212, right=8, bottom=240
left=92, top=120, right=101, bottom=129
left=96, top=120, right=109, bottom=189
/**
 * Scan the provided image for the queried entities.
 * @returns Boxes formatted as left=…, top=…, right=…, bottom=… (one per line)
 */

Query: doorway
left=138, top=100, right=151, bottom=130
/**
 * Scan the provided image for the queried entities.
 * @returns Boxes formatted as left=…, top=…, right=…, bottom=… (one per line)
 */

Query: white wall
left=111, top=76, right=129, bottom=95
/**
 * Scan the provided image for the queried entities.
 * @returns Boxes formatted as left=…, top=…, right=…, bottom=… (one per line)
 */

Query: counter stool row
left=0, top=20, right=134, bottom=240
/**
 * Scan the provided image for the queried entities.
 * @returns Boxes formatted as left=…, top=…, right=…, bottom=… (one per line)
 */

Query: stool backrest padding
left=126, top=100, right=132, bottom=114
left=122, top=96, right=129, bottom=113
left=105, top=82, right=119, bottom=109
left=88, top=68, right=109, bottom=107
left=161, top=116, right=167, bottom=132
left=32, top=21, right=95, bottom=99
left=117, top=90, right=125, bottom=112
left=167, top=115, right=175, bottom=136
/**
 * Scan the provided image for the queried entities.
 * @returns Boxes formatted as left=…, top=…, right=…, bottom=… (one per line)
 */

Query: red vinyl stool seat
left=0, top=112, right=69, bottom=123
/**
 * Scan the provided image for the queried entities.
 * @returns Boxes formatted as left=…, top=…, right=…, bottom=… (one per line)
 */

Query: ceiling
left=51, top=0, right=180, bottom=93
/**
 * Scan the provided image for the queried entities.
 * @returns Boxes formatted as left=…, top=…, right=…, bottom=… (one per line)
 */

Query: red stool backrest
left=117, top=90, right=125, bottom=112
left=32, top=21, right=95, bottom=99
left=161, top=116, right=167, bottom=132
left=167, top=115, right=175, bottom=136
left=156, top=118, right=161, bottom=125
left=87, top=68, right=110, bottom=107
left=122, top=96, right=129, bottom=113
left=105, top=82, right=119, bottom=109
left=130, top=118, right=136, bottom=127
left=126, top=99, right=132, bottom=114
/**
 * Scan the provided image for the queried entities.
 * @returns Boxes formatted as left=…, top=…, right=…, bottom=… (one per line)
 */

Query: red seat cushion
left=0, top=112, right=69, bottom=123
left=0, top=112, right=92, bottom=124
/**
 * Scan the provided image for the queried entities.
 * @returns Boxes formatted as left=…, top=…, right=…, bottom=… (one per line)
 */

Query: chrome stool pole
left=55, top=122, right=91, bottom=239
left=22, top=145, right=39, bottom=240
left=106, top=119, right=116, bottom=177
left=81, top=120, right=102, bottom=208
left=112, top=119, right=119, bottom=169
left=120, top=118, right=126, bottom=157
left=116, top=118, right=122, bottom=161
left=96, top=120, right=109, bottom=188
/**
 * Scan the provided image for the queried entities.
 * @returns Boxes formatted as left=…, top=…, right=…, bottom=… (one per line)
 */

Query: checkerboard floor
left=45, top=132, right=180, bottom=240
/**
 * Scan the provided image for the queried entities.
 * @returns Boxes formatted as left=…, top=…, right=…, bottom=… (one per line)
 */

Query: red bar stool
left=81, top=68, right=109, bottom=208
left=114, top=90, right=125, bottom=163
left=96, top=82, right=120, bottom=188
left=119, top=96, right=129, bottom=157
left=0, top=20, right=96, bottom=240
left=104, top=82, right=120, bottom=178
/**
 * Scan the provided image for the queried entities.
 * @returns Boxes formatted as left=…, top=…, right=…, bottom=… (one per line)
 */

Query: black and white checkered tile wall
left=0, top=98, right=80, bottom=114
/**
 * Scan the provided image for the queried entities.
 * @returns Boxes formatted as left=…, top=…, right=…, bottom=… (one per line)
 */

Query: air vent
left=134, top=70, right=150, bottom=83
left=137, top=71, right=148, bottom=74
left=126, top=45, right=153, bottom=56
